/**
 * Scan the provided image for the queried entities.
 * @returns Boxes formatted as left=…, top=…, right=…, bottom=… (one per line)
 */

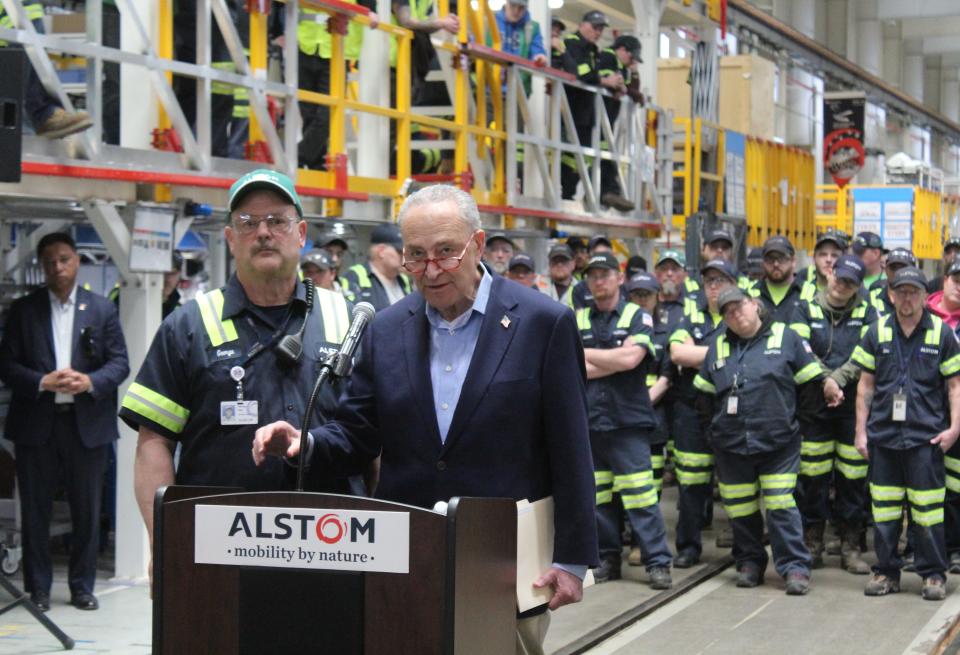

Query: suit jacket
left=0, top=286, right=130, bottom=448
left=313, top=274, right=599, bottom=566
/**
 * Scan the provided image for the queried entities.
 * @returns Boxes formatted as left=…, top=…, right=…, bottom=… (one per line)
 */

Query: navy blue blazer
left=312, top=274, right=599, bottom=567
left=0, top=286, right=130, bottom=449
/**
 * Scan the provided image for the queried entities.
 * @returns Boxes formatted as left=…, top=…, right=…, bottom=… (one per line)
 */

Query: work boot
left=736, top=564, right=764, bottom=588
left=648, top=567, right=672, bottom=590
left=950, top=552, right=960, bottom=574
left=864, top=574, right=900, bottom=596
left=841, top=527, right=871, bottom=575
left=593, top=558, right=622, bottom=584
left=37, top=108, right=93, bottom=139
left=804, top=524, right=825, bottom=569
left=784, top=571, right=811, bottom=596
left=627, top=546, right=643, bottom=567
left=922, top=577, right=947, bottom=601
left=716, top=527, right=734, bottom=548
left=673, top=549, right=700, bottom=569
left=600, top=192, right=636, bottom=212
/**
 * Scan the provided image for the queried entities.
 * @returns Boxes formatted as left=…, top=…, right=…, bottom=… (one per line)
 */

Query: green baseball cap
left=656, top=249, right=685, bottom=268
left=228, top=169, right=303, bottom=217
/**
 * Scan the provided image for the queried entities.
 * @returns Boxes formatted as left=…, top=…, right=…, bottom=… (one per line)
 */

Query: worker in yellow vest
left=298, top=2, right=379, bottom=170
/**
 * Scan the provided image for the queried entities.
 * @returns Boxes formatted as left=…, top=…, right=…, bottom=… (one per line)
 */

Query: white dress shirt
left=49, top=286, right=77, bottom=404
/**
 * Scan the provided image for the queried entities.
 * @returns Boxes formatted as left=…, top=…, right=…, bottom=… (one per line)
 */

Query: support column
left=903, top=39, right=924, bottom=102
left=120, top=0, right=158, bottom=149
left=942, top=69, right=960, bottom=125
left=854, top=0, right=880, bottom=78
left=777, top=0, right=816, bottom=147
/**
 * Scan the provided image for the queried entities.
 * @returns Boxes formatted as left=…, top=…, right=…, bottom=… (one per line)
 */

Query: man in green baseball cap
left=654, top=249, right=689, bottom=326
left=228, top=168, right=304, bottom=218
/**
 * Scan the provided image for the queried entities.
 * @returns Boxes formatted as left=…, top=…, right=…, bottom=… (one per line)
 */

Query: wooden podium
left=153, top=487, right=518, bottom=655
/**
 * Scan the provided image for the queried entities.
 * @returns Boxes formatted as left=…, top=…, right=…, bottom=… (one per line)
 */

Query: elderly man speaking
left=253, top=185, right=597, bottom=654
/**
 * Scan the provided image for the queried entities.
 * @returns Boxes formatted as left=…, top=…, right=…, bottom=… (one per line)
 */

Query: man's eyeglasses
left=402, top=237, right=474, bottom=275
left=232, top=214, right=297, bottom=236
left=702, top=276, right=732, bottom=288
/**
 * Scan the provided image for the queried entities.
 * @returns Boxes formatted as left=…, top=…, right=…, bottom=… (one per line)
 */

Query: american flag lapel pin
left=78, top=303, right=87, bottom=311
left=500, top=315, right=511, bottom=329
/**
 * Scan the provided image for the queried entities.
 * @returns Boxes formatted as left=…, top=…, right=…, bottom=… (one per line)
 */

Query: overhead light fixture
left=548, top=0, right=564, bottom=8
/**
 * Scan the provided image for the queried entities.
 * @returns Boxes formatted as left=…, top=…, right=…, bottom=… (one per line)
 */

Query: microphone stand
left=295, top=352, right=352, bottom=492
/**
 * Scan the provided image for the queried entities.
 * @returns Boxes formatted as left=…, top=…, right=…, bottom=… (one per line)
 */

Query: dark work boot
left=841, top=527, right=871, bottom=575
left=804, top=523, right=825, bottom=569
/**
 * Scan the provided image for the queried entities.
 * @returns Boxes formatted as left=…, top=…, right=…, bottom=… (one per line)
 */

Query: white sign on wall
left=129, top=209, right=175, bottom=272
left=194, top=505, right=410, bottom=573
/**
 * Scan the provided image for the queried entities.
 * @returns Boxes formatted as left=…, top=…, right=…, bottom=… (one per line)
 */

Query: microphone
left=296, top=301, right=375, bottom=491
left=332, top=302, right=376, bottom=376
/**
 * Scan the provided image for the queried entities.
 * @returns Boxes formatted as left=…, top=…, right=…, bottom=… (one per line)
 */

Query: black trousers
left=669, top=399, right=713, bottom=557
left=16, top=411, right=110, bottom=596
left=298, top=51, right=332, bottom=170
left=560, top=122, right=593, bottom=200
left=796, top=412, right=868, bottom=529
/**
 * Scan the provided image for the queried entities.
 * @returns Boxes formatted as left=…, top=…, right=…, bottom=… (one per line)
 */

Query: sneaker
left=600, top=192, right=636, bottom=212
left=592, top=558, right=622, bottom=584
left=736, top=565, right=764, bottom=588
left=627, top=546, right=643, bottom=567
left=864, top=574, right=900, bottom=596
left=922, top=577, right=946, bottom=601
left=36, top=108, right=93, bottom=139
left=950, top=552, right=960, bottom=575
left=648, top=566, right=673, bottom=590
left=673, top=549, right=701, bottom=569
left=784, top=571, right=810, bottom=596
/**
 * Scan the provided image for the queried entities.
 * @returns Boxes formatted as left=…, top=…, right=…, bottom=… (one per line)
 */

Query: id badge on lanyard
left=221, top=365, right=259, bottom=425
left=891, top=333, right=914, bottom=423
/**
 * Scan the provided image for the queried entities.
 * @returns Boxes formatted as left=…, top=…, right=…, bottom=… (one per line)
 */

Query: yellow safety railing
left=672, top=117, right=725, bottom=232
left=814, top=184, right=851, bottom=236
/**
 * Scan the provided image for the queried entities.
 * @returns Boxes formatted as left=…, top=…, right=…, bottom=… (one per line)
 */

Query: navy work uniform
left=342, top=262, right=411, bottom=312
left=119, top=275, right=354, bottom=492
left=577, top=299, right=672, bottom=573
left=755, top=276, right=805, bottom=324
left=647, top=304, right=678, bottom=495
left=684, top=275, right=758, bottom=317
left=790, top=291, right=877, bottom=566
left=851, top=311, right=960, bottom=583
left=668, top=300, right=725, bottom=560
left=560, top=26, right=601, bottom=200
left=694, top=318, right=822, bottom=581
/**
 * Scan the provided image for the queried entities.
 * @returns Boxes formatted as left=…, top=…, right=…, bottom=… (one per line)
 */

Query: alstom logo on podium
left=227, top=511, right=376, bottom=544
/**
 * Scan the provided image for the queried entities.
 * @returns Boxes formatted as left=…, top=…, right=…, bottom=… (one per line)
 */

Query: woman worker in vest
left=693, top=287, right=824, bottom=595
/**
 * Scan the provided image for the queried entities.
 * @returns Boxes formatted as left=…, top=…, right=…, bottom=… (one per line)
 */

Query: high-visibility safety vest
left=0, top=3, right=43, bottom=46
left=300, top=5, right=366, bottom=61
left=390, top=0, right=433, bottom=68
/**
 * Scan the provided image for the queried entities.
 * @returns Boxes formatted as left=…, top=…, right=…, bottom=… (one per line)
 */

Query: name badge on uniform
left=727, top=395, right=739, bottom=415
left=221, top=400, right=259, bottom=425
left=892, top=393, right=907, bottom=422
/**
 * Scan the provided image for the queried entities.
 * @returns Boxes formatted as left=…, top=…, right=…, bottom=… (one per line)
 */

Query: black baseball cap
left=486, top=232, right=515, bottom=248
left=612, top=35, right=642, bottom=62
left=891, top=266, right=927, bottom=290
left=588, top=234, right=613, bottom=251
left=317, top=223, right=352, bottom=250
left=551, top=17, right=566, bottom=31
left=566, top=236, right=588, bottom=250
left=370, top=223, right=403, bottom=249
left=508, top=252, right=535, bottom=273
left=625, top=255, right=647, bottom=276
left=582, top=10, right=609, bottom=26
left=701, top=258, right=738, bottom=281
left=816, top=230, right=848, bottom=251
left=301, top=249, right=334, bottom=270
left=718, top=287, right=748, bottom=313
left=705, top=228, right=734, bottom=247
left=762, top=235, right=795, bottom=257
left=584, top=252, right=620, bottom=273
left=625, top=272, right=660, bottom=294
left=548, top=244, right=574, bottom=261
left=885, top=248, right=917, bottom=269
left=947, top=259, right=960, bottom=276
left=833, top=254, right=865, bottom=284
left=852, top=231, right=883, bottom=254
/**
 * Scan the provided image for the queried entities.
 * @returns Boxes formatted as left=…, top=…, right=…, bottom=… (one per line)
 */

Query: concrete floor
left=1, top=484, right=958, bottom=655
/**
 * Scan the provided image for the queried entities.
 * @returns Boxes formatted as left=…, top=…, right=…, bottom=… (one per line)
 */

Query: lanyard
left=891, top=327, right=919, bottom=392
left=730, top=338, right=751, bottom=392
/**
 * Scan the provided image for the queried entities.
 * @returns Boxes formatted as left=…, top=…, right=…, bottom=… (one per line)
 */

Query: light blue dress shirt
left=425, top=268, right=493, bottom=443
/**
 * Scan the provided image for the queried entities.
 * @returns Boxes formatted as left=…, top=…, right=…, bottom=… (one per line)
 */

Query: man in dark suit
left=0, top=233, right=129, bottom=612
left=253, top=184, right=597, bottom=653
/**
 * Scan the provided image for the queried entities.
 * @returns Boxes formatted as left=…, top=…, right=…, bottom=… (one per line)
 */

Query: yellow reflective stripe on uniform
left=121, top=382, right=190, bottom=434
left=622, top=489, right=659, bottom=509
left=196, top=289, right=239, bottom=347
left=764, top=494, right=797, bottom=510
left=577, top=63, right=591, bottom=76
left=596, top=490, right=613, bottom=505
left=835, top=460, right=868, bottom=480
left=617, top=303, right=640, bottom=328
left=576, top=308, right=591, bottom=331
left=947, top=475, right=960, bottom=493
left=801, top=440, right=836, bottom=456
left=927, top=317, right=943, bottom=345
left=715, top=334, right=730, bottom=359
left=800, top=460, right=834, bottom=476
left=594, top=470, right=613, bottom=485
left=790, top=322, right=811, bottom=339
left=872, top=504, right=903, bottom=523
left=835, top=442, right=863, bottom=460
left=794, top=362, right=822, bottom=384
left=877, top=315, right=893, bottom=343
left=613, top=471, right=653, bottom=491
left=912, top=507, right=944, bottom=526
left=946, top=456, right=960, bottom=474
left=870, top=483, right=906, bottom=501
left=852, top=304, right=867, bottom=319
left=651, top=454, right=665, bottom=468
left=674, top=450, right=714, bottom=467
left=692, top=374, right=715, bottom=394
left=759, top=473, right=797, bottom=489
left=767, top=322, right=786, bottom=348
left=851, top=345, right=875, bottom=370
left=676, top=470, right=712, bottom=485
left=669, top=328, right=691, bottom=344
left=632, top=333, right=653, bottom=349
left=316, top=287, right=350, bottom=344
left=725, top=499, right=761, bottom=518
left=800, top=282, right=816, bottom=302
left=211, top=61, right=236, bottom=95
left=349, top=263, right=373, bottom=289
left=645, top=374, right=657, bottom=387
left=942, top=354, right=960, bottom=376
left=907, top=488, right=946, bottom=506
left=718, top=481, right=759, bottom=499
